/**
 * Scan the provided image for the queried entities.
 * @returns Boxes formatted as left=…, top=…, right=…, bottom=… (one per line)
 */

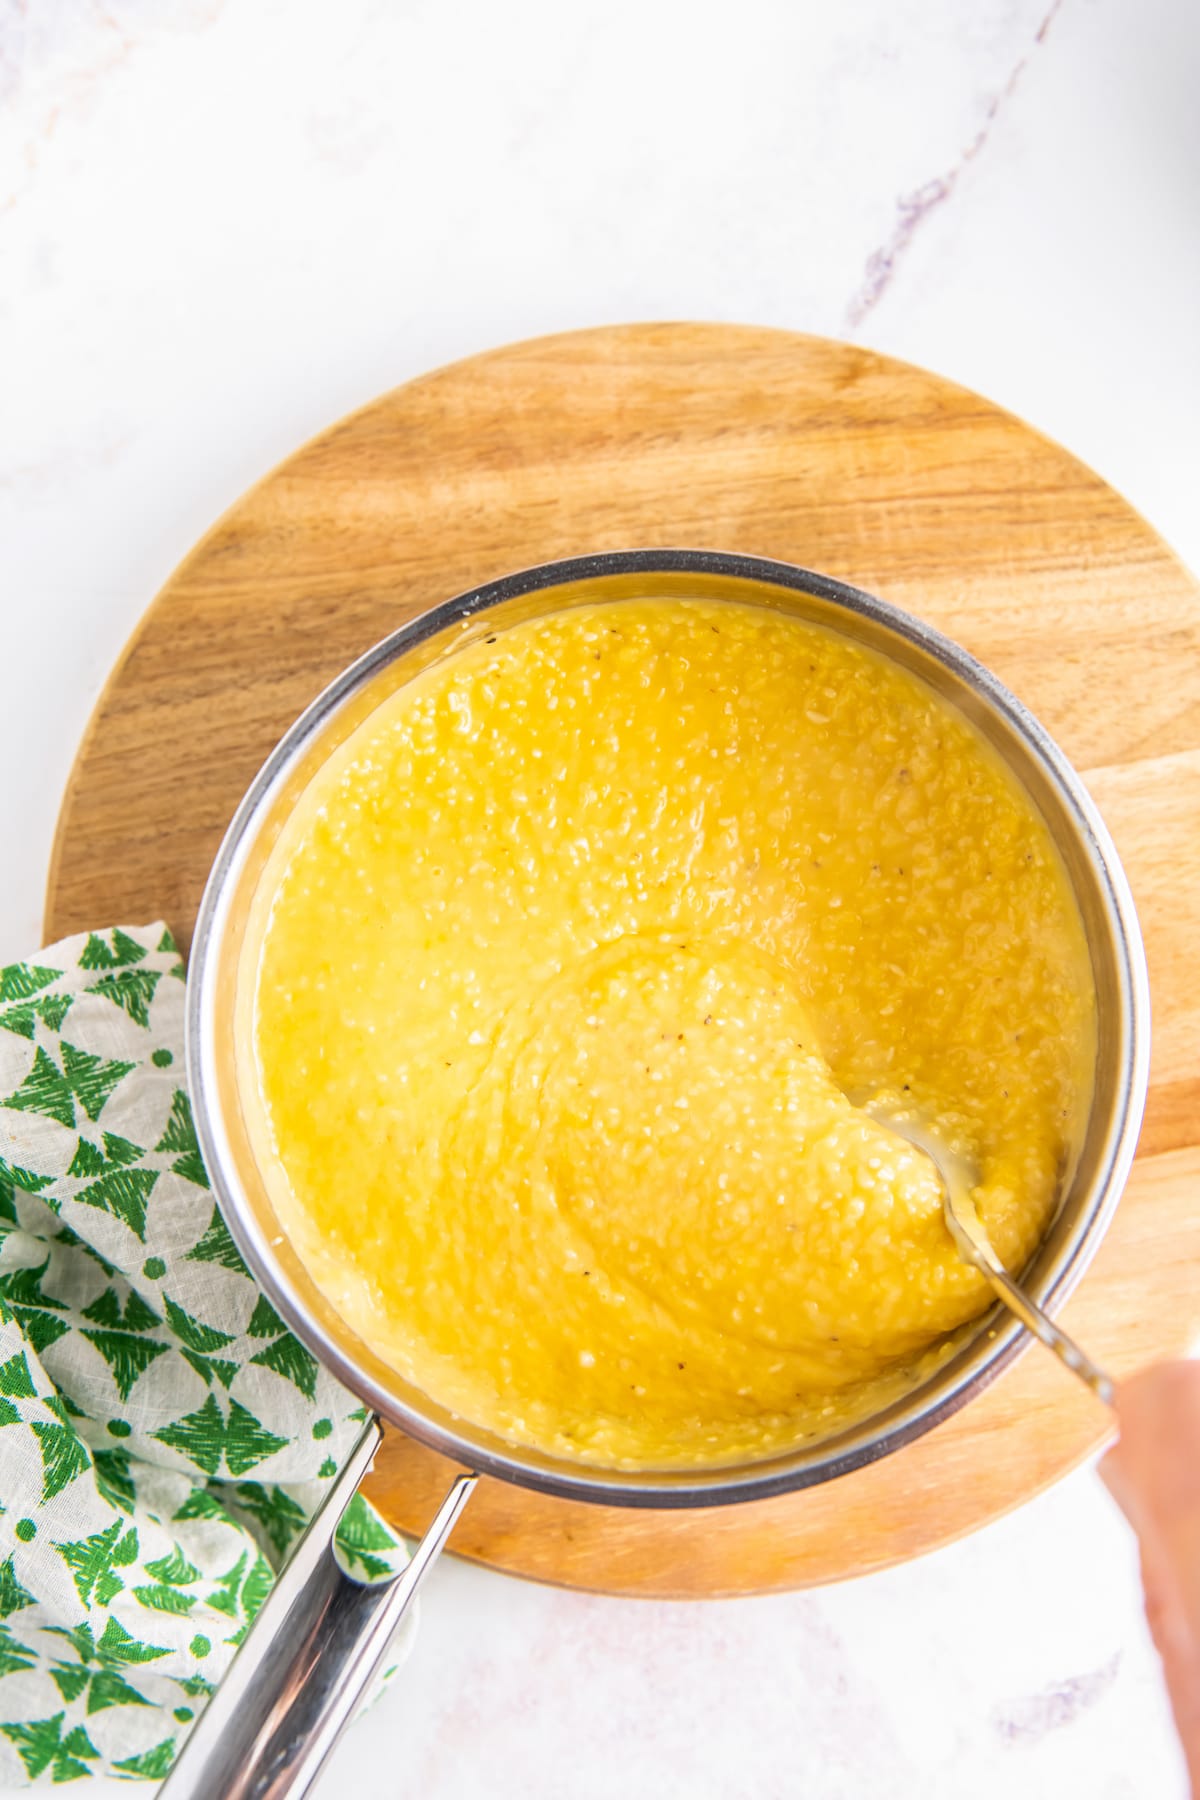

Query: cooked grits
left=248, top=598, right=1095, bottom=1467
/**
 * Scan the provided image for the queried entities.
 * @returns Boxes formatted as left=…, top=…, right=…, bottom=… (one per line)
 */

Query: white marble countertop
left=3, top=0, right=1198, bottom=1793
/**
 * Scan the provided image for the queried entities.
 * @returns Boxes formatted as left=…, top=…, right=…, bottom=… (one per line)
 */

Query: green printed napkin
left=0, top=924, right=407, bottom=1785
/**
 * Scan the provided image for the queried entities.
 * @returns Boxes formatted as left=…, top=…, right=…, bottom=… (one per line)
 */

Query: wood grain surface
left=46, top=323, right=1200, bottom=1596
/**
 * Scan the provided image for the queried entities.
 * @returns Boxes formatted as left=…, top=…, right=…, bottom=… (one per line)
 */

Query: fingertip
left=1099, top=1445, right=1132, bottom=1516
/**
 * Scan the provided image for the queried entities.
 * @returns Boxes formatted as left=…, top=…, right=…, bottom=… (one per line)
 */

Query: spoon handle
left=945, top=1210, right=1116, bottom=1408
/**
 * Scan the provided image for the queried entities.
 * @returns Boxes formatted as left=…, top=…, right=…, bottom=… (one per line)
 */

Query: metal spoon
left=874, top=1109, right=1116, bottom=1409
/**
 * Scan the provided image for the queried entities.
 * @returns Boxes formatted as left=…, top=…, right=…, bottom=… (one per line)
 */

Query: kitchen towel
left=0, top=923, right=407, bottom=1785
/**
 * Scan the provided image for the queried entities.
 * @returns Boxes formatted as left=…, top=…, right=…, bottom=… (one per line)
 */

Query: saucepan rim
left=185, top=548, right=1150, bottom=1509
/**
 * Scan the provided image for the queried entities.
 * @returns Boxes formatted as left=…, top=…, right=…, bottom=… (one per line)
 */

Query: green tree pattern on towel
left=0, top=925, right=408, bottom=1784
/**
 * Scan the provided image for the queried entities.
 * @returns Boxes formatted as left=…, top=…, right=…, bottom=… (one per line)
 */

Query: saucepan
left=168, top=551, right=1149, bottom=1800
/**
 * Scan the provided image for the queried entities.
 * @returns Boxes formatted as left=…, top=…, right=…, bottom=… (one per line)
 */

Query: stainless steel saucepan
left=167, top=551, right=1149, bottom=1800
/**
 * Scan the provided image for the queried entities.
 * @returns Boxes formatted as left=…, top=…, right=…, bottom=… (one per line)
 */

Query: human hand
left=1102, top=1361, right=1200, bottom=1796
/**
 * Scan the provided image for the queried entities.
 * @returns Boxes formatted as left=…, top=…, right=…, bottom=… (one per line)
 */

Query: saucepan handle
left=160, top=1417, right=477, bottom=1800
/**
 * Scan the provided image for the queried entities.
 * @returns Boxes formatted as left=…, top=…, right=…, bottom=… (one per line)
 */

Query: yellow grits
left=249, top=599, right=1095, bottom=1468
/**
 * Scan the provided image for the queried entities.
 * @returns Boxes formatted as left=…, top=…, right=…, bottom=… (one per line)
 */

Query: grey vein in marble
left=846, top=0, right=1068, bottom=329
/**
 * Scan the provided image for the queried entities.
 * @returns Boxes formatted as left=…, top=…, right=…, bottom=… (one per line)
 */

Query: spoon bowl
left=872, top=1107, right=1117, bottom=1410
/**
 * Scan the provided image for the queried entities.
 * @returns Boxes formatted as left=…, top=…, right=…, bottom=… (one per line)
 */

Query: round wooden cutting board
left=46, top=323, right=1200, bottom=1597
